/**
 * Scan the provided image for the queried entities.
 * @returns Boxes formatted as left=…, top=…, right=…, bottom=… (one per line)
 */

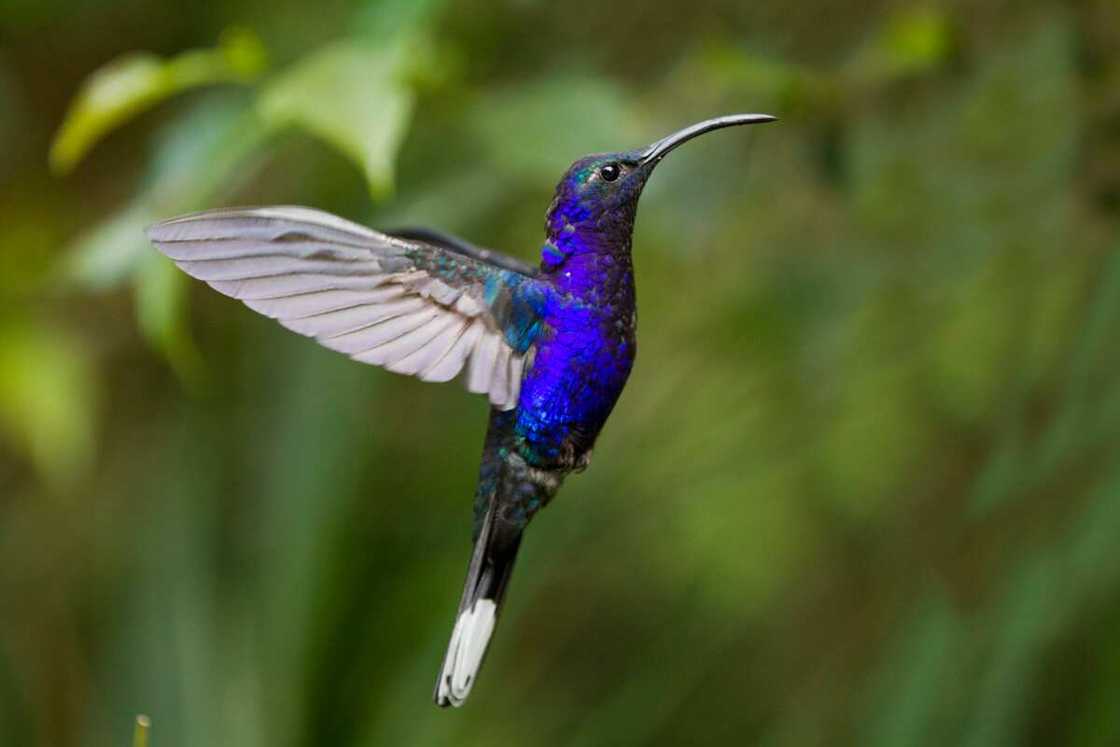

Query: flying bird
left=146, top=113, right=776, bottom=707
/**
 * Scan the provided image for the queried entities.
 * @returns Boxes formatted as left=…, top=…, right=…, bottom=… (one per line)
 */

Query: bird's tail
left=434, top=500, right=523, bottom=707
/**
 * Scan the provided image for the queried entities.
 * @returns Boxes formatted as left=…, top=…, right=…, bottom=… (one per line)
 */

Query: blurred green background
left=2, top=0, right=1120, bottom=745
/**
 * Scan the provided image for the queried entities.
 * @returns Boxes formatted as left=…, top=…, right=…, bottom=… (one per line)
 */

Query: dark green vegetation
left=2, top=1, right=1119, bottom=744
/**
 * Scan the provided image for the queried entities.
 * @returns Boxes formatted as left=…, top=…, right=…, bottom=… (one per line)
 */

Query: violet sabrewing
left=145, top=113, right=776, bottom=707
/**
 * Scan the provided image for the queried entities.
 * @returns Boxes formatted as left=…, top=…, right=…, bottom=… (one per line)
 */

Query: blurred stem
left=133, top=715, right=150, bottom=747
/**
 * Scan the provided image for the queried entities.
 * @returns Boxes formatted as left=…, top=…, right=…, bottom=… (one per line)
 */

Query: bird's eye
left=599, top=163, right=621, bottom=182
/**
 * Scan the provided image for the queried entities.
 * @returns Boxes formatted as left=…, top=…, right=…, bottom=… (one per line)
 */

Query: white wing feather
left=148, top=206, right=536, bottom=409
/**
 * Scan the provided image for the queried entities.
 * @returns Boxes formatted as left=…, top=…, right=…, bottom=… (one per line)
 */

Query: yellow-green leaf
left=0, top=320, right=96, bottom=488
left=135, top=253, right=204, bottom=388
left=50, top=28, right=267, bottom=174
left=62, top=202, right=157, bottom=291
left=257, top=41, right=414, bottom=197
left=62, top=97, right=272, bottom=292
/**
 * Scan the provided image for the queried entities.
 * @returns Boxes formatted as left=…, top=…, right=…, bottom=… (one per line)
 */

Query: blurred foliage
left=2, top=1, right=1120, bottom=746
left=49, top=28, right=267, bottom=175
left=257, top=40, right=416, bottom=196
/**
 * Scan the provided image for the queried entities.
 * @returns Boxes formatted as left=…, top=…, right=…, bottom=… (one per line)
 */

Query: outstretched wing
left=148, top=206, right=545, bottom=410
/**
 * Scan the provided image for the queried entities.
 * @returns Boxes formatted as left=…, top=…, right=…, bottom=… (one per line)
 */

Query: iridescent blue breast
left=513, top=264, right=636, bottom=466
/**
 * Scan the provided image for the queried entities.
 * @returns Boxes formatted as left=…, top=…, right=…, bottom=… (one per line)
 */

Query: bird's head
left=543, top=114, right=776, bottom=265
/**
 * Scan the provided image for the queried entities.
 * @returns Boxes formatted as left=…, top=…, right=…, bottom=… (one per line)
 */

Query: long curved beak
left=640, top=113, right=777, bottom=165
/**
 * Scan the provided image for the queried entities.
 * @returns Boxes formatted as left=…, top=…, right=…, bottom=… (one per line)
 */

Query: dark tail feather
left=434, top=501, right=523, bottom=707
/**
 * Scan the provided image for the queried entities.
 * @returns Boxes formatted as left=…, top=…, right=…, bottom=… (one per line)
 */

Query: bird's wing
left=148, top=206, right=546, bottom=410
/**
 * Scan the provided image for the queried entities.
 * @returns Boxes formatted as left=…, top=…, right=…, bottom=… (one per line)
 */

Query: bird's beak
left=639, top=113, right=777, bottom=165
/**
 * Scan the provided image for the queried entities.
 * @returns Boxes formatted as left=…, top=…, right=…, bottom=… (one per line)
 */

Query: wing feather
left=467, top=332, right=501, bottom=396
left=280, top=296, right=428, bottom=339
left=149, top=206, right=544, bottom=409
left=244, top=286, right=404, bottom=320
left=421, top=320, right=484, bottom=383
left=153, top=238, right=374, bottom=262
left=209, top=274, right=378, bottom=300
left=176, top=256, right=383, bottom=282
left=372, top=315, right=459, bottom=372
left=489, top=343, right=512, bottom=408
left=337, top=308, right=440, bottom=358
left=388, top=316, right=468, bottom=376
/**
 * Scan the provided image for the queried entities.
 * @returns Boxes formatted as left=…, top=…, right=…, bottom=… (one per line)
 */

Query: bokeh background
left=3, top=0, right=1120, bottom=745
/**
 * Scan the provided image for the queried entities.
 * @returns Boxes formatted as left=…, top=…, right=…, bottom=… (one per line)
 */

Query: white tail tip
left=436, top=598, right=497, bottom=707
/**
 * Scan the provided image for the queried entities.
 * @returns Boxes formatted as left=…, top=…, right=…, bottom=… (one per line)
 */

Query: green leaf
left=0, top=320, right=96, bottom=488
left=258, top=41, right=415, bottom=197
left=62, top=202, right=158, bottom=291
left=135, top=253, right=204, bottom=388
left=62, top=97, right=271, bottom=291
left=49, top=28, right=267, bottom=174
left=59, top=95, right=271, bottom=384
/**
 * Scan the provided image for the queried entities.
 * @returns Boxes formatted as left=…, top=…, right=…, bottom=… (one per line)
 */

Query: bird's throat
left=541, top=217, right=633, bottom=267
left=540, top=232, right=635, bottom=302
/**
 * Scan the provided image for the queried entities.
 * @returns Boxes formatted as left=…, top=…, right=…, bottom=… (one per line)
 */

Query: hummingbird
left=146, top=113, right=776, bottom=707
